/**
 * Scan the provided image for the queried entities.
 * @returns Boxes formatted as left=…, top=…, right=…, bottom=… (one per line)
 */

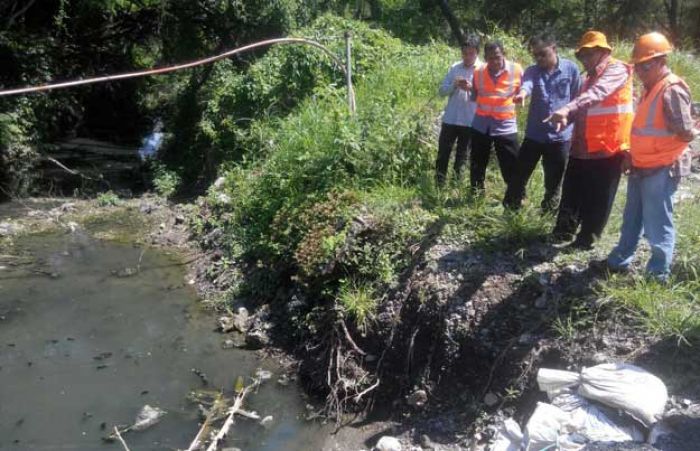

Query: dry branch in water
left=202, top=377, right=262, bottom=451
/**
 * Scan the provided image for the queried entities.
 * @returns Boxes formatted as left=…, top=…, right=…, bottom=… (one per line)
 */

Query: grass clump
left=96, top=191, right=120, bottom=207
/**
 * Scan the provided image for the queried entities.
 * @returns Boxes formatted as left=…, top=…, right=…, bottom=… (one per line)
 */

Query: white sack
left=492, top=418, right=524, bottom=451
left=553, top=393, right=645, bottom=443
left=578, top=363, right=667, bottom=426
left=523, top=402, right=584, bottom=451
left=537, top=363, right=667, bottom=427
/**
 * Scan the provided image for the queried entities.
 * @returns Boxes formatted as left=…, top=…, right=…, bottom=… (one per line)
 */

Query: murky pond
left=0, top=229, right=328, bottom=450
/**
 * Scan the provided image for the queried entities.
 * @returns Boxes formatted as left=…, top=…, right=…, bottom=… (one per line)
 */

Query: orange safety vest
left=583, top=58, right=634, bottom=154
left=631, top=73, right=690, bottom=168
left=474, top=61, right=522, bottom=121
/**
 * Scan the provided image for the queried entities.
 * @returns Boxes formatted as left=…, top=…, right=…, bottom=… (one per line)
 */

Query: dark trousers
left=505, top=138, right=570, bottom=211
left=470, top=130, right=519, bottom=193
left=436, top=123, right=471, bottom=185
left=554, top=153, right=625, bottom=246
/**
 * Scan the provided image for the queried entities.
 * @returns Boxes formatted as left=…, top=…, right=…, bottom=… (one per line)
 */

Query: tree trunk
left=435, top=0, right=463, bottom=44
left=665, top=0, right=681, bottom=45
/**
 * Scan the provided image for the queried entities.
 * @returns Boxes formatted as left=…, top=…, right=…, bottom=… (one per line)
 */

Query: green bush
left=152, top=162, right=181, bottom=198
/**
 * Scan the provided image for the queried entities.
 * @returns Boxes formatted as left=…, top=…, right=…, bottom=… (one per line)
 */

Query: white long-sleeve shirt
left=439, top=59, right=480, bottom=127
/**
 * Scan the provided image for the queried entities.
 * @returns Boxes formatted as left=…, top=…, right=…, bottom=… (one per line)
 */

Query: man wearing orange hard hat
left=604, top=32, right=698, bottom=280
left=545, top=31, right=634, bottom=250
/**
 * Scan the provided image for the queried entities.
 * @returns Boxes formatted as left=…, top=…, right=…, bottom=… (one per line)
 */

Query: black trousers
left=470, top=130, right=519, bottom=193
left=554, top=153, right=625, bottom=246
left=436, top=123, right=471, bottom=185
left=505, top=138, right=571, bottom=211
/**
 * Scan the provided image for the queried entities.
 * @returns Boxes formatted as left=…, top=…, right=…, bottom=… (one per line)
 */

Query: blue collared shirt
left=520, top=57, right=582, bottom=143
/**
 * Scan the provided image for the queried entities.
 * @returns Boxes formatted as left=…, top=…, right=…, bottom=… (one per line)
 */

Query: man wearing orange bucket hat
left=604, top=32, right=697, bottom=280
left=546, top=31, right=634, bottom=250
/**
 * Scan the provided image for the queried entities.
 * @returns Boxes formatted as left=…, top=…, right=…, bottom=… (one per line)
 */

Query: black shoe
left=589, top=259, right=630, bottom=275
left=567, top=237, right=594, bottom=251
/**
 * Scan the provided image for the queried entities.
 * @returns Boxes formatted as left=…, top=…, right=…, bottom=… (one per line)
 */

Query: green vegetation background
left=1, top=0, right=699, bottom=344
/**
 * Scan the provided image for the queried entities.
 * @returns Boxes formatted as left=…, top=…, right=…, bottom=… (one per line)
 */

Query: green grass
left=197, top=15, right=700, bottom=345
left=599, top=183, right=700, bottom=344
left=337, top=279, right=378, bottom=333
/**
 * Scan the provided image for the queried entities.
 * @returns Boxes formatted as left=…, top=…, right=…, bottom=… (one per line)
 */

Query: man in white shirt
left=436, top=34, right=481, bottom=186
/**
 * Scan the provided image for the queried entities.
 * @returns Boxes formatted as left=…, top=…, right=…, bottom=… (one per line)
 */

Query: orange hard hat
left=576, top=31, right=612, bottom=53
left=631, top=32, right=673, bottom=64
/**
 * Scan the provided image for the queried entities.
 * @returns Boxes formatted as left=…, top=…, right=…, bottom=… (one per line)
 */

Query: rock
left=174, top=214, right=185, bottom=225
left=245, top=328, right=271, bottom=349
left=221, top=448, right=242, bottom=451
left=59, top=202, right=76, bottom=212
left=534, top=293, right=548, bottom=309
left=231, top=307, right=250, bottom=333
left=484, top=392, right=499, bottom=407
left=406, top=389, right=428, bottom=408
left=277, top=374, right=290, bottom=386
left=213, top=177, right=226, bottom=189
left=216, top=193, right=231, bottom=205
left=260, top=415, right=274, bottom=429
left=420, top=434, right=437, bottom=450
left=222, top=332, right=246, bottom=349
left=217, top=316, right=235, bottom=333
left=139, top=203, right=153, bottom=214
left=375, top=436, right=402, bottom=451
left=131, top=405, right=166, bottom=431
left=0, top=222, right=21, bottom=237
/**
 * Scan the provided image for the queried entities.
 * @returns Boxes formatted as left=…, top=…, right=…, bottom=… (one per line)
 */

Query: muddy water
left=0, top=231, right=327, bottom=450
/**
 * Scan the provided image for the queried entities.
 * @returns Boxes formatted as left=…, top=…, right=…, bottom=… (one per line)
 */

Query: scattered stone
left=112, top=267, right=137, bottom=278
left=260, top=415, right=274, bottom=429
left=406, top=389, right=428, bottom=408
left=484, top=392, right=499, bottom=407
left=221, top=447, right=242, bottom=451
left=174, top=214, right=185, bottom=225
left=221, top=339, right=236, bottom=349
left=277, top=374, right=290, bottom=386
left=375, top=436, right=402, bottom=451
left=139, top=203, right=153, bottom=214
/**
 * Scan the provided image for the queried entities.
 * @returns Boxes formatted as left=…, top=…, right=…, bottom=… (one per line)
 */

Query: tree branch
left=5, top=0, right=38, bottom=30
left=435, top=0, right=464, bottom=44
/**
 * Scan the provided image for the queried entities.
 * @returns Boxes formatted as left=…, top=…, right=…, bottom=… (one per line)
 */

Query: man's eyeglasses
left=635, top=60, right=656, bottom=72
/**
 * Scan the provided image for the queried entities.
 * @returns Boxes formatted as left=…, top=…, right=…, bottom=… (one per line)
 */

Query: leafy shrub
left=96, top=190, right=121, bottom=207
left=151, top=162, right=181, bottom=198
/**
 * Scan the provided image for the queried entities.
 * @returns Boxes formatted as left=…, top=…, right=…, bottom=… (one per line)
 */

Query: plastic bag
left=553, top=393, right=645, bottom=443
left=537, top=363, right=667, bottom=426
left=523, top=402, right=584, bottom=451
left=492, top=418, right=523, bottom=451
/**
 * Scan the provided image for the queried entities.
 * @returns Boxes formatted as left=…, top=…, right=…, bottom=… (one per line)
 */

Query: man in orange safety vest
left=469, top=41, right=523, bottom=200
left=605, top=32, right=698, bottom=280
left=546, top=31, right=634, bottom=250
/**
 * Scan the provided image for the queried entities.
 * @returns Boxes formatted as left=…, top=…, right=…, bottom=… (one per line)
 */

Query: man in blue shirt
left=504, top=33, right=582, bottom=211
left=436, top=34, right=481, bottom=186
